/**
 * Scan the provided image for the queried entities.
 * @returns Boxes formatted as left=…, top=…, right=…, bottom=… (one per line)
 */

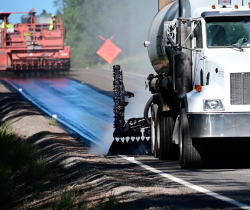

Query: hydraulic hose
left=144, top=95, right=153, bottom=125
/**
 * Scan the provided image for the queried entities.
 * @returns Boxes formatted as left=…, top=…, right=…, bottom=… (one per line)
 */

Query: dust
left=90, top=1, right=157, bottom=155
left=90, top=90, right=152, bottom=156
left=90, top=125, right=114, bottom=155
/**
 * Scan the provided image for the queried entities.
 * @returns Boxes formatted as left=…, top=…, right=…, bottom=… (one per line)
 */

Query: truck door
left=192, top=21, right=206, bottom=88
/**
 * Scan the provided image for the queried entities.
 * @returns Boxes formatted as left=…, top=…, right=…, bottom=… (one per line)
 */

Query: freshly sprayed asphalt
left=2, top=77, right=113, bottom=146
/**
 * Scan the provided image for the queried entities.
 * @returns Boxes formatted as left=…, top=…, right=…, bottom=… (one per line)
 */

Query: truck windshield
left=206, top=17, right=250, bottom=48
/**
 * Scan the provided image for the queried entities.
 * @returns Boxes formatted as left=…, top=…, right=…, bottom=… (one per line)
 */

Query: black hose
left=144, top=95, right=153, bottom=125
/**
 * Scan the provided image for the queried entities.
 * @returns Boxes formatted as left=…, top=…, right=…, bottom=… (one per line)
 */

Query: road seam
left=120, top=155, right=250, bottom=210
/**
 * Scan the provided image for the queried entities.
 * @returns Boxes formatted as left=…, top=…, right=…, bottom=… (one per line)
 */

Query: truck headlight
left=203, top=99, right=224, bottom=111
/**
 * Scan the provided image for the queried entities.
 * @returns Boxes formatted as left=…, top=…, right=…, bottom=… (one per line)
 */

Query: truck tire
left=151, top=104, right=157, bottom=155
left=153, top=105, right=159, bottom=158
left=156, top=107, right=175, bottom=160
left=179, top=108, right=203, bottom=169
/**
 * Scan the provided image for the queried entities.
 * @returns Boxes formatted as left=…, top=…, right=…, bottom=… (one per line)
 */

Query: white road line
left=120, top=155, right=250, bottom=210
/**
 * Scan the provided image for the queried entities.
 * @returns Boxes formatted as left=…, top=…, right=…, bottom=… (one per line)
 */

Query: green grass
left=0, top=172, right=14, bottom=204
left=50, top=173, right=62, bottom=187
left=22, top=156, right=51, bottom=183
left=23, top=199, right=32, bottom=210
left=0, top=122, right=36, bottom=204
left=53, top=189, right=77, bottom=210
left=47, top=118, right=58, bottom=126
left=53, top=190, right=88, bottom=210
left=97, top=191, right=119, bottom=210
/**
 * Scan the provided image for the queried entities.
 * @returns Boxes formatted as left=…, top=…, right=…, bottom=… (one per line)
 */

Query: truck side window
left=194, top=22, right=203, bottom=48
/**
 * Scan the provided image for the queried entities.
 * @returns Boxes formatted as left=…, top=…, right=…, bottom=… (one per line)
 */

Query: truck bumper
left=188, top=113, right=250, bottom=138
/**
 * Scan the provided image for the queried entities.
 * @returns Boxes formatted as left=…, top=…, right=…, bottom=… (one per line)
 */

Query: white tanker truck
left=111, top=0, right=250, bottom=168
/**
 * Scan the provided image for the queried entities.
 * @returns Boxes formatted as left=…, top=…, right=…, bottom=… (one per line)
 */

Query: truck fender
left=172, top=115, right=179, bottom=144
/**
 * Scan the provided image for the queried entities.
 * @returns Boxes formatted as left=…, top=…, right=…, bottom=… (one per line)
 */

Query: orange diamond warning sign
left=97, top=40, right=121, bottom=64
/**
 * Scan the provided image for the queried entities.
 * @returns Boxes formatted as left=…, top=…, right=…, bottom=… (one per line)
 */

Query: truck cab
left=186, top=6, right=250, bottom=132
left=147, top=0, right=250, bottom=168
left=111, top=0, right=250, bottom=169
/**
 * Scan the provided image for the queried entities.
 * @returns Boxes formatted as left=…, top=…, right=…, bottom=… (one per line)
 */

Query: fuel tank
left=147, top=1, right=179, bottom=74
left=147, top=0, right=192, bottom=98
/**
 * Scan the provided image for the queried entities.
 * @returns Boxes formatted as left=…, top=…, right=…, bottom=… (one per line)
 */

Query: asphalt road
left=3, top=68, right=250, bottom=209
left=69, top=68, right=148, bottom=92
left=70, top=69, right=250, bottom=209
left=119, top=155, right=250, bottom=209
left=70, top=68, right=152, bottom=120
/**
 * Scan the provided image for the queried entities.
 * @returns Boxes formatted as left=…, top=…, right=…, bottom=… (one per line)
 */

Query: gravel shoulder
left=0, top=81, right=232, bottom=210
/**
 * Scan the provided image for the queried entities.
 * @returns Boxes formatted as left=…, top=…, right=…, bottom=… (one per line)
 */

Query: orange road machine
left=0, top=9, right=70, bottom=76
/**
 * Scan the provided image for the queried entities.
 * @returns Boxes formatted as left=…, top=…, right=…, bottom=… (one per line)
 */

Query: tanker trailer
left=110, top=0, right=250, bottom=168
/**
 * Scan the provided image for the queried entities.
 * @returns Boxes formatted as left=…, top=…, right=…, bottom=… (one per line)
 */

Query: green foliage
left=62, top=0, right=130, bottom=68
left=54, top=0, right=157, bottom=69
left=0, top=123, right=30, bottom=164
left=0, top=172, right=14, bottom=203
left=50, top=173, right=62, bottom=187
left=0, top=122, right=35, bottom=170
left=31, top=180, right=44, bottom=191
left=98, top=191, right=119, bottom=210
left=77, top=201, right=87, bottom=210
left=53, top=189, right=77, bottom=210
left=41, top=9, right=48, bottom=15
left=23, top=199, right=32, bottom=210
left=47, top=117, right=58, bottom=126
left=22, top=157, right=50, bottom=183
left=0, top=122, right=36, bottom=204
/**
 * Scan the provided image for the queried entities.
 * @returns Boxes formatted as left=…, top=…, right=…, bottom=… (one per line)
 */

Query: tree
left=41, top=9, right=48, bottom=15
left=53, top=0, right=66, bottom=14
left=54, top=0, right=157, bottom=68
left=41, top=9, right=52, bottom=16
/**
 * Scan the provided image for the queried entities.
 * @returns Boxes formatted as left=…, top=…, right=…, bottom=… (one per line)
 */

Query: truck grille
left=231, top=73, right=250, bottom=105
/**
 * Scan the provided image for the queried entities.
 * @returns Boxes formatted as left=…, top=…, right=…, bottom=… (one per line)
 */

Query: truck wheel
left=151, top=104, right=157, bottom=155
left=156, top=107, right=175, bottom=160
left=179, top=108, right=203, bottom=169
